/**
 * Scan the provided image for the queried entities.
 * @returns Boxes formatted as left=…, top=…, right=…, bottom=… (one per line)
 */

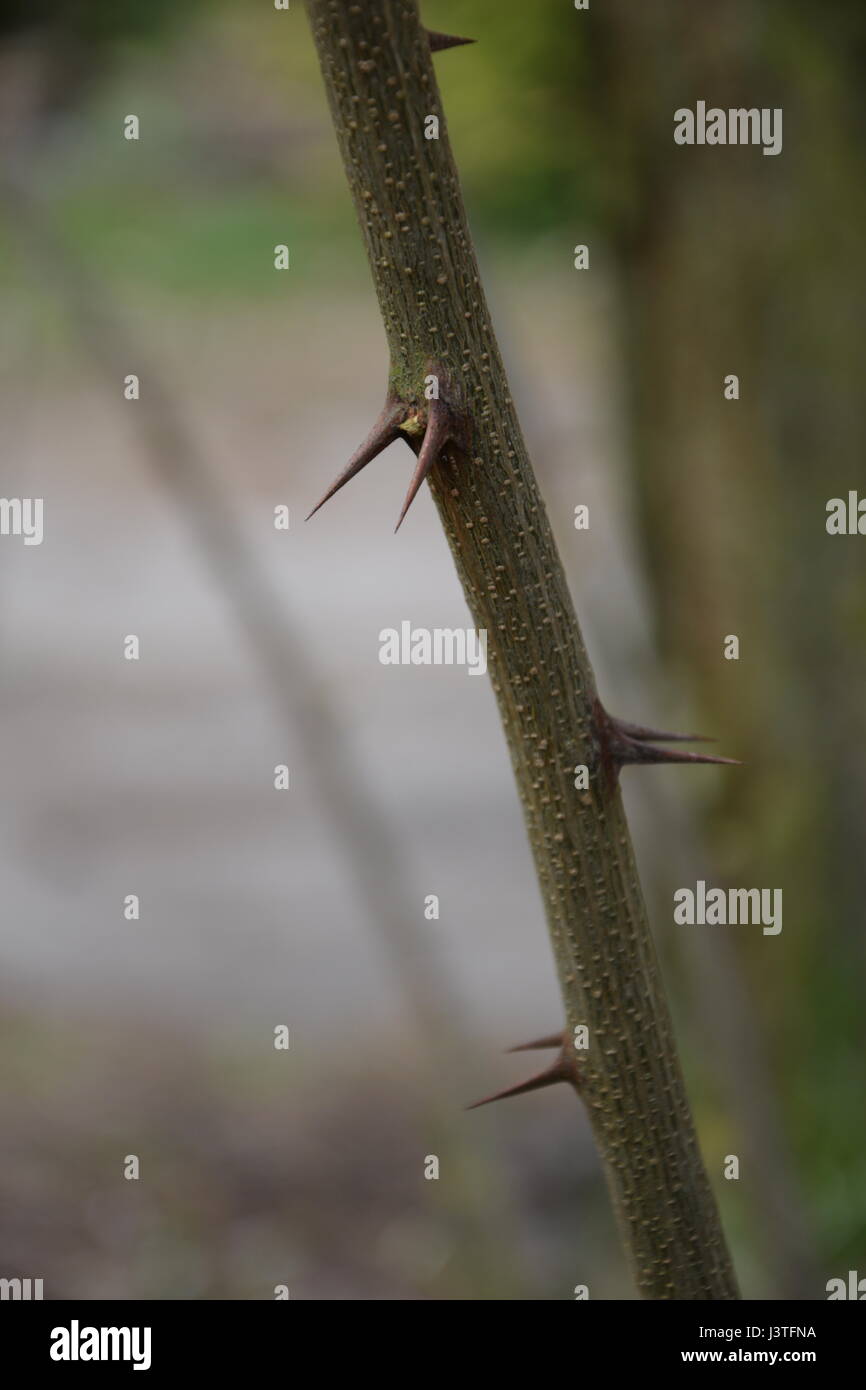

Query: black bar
left=2, top=1298, right=859, bottom=1375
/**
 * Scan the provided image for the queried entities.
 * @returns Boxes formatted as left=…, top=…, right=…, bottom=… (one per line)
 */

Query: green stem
left=306, top=0, right=738, bottom=1300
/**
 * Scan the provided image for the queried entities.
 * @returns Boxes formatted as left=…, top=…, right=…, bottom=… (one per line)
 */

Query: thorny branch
left=306, top=0, right=739, bottom=1299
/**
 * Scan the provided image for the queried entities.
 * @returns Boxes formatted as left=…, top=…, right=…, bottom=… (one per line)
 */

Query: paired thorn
left=307, top=385, right=465, bottom=531
left=595, top=700, right=740, bottom=779
left=305, top=397, right=404, bottom=522
left=394, top=395, right=452, bottom=532
left=467, top=1030, right=578, bottom=1111
left=426, top=30, right=476, bottom=53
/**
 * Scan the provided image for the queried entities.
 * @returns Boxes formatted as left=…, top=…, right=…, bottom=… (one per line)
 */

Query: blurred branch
left=581, top=0, right=862, bottom=1294
left=1, top=174, right=526, bottom=1298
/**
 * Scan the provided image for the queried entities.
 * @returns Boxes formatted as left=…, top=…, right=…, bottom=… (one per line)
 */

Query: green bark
left=306, top=0, right=738, bottom=1299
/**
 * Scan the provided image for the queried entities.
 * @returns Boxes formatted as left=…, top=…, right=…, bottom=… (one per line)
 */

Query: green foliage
left=0, top=0, right=201, bottom=43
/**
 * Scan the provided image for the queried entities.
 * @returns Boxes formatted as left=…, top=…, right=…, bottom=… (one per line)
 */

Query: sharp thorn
left=596, top=701, right=739, bottom=775
left=615, top=736, right=741, bottom=770
left=427, top=30, right=476, bottom=53
left=306, top=399, right=404, bottom=521
left=610, top=717, right=714, bottom=744
left=506, top=1032, right=564, bottom=1053
left=466, top=1058, right=572, bottom=1111
left=394, top=397, right=451, bottom=532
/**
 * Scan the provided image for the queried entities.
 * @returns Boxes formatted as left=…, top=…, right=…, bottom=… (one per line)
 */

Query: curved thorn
left=394, top=397, right=451, bottom=532
left=427, top=30, right=476, bottom=53
left=506, top=1032, right=564, bottom=1053
left=611, top=717, right=714, bottom=744
left=306, top=399, right=404, bottom=521
left=466, top=1057, right=572, bottom=1111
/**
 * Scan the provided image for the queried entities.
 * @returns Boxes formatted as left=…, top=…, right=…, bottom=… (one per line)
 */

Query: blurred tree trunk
left=587, top=0, right=866, bottom=1293
left=1, top=171, right=531, bottom=1301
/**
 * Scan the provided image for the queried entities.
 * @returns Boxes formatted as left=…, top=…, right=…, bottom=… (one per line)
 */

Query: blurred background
left=0, top=0, right=864, bottom=1299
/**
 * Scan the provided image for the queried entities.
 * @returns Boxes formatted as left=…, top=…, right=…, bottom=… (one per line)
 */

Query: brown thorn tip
left=394, top=397, right=452, bottom=532
left=598, top=704, right=738, bottom=774
left=427, top=30, right=476, bottom=53
left=506, top=1032, right=564, bottom=1053
left=616, top=738, right=741, bottom=770
left=466, top=1058, right=572, bottom=1111
left=306, top=400, right=403, bottom=521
